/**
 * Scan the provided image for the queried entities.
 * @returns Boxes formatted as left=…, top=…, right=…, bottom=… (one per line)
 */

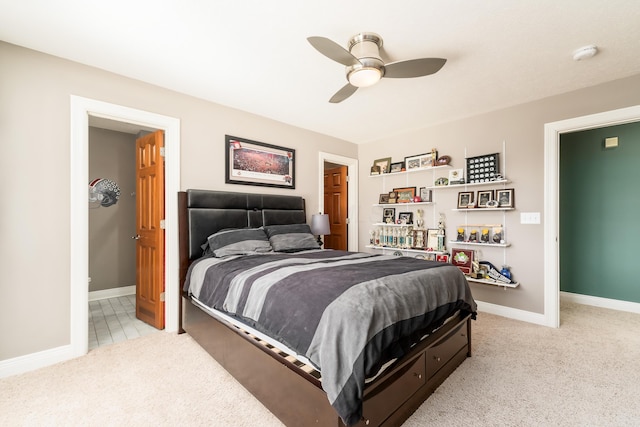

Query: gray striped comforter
left=185, top=249, right=477, bottom=426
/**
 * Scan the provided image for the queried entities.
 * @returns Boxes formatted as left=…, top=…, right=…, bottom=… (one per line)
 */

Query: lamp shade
left=310, top=213, right=331, bottom=236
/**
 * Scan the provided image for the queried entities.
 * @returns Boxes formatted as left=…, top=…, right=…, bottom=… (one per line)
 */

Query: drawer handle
left=433, top=356, right=441, bottom=362
left=414, top=372, right=422, bottom=379
left=365, top=419, right=370, bottom=425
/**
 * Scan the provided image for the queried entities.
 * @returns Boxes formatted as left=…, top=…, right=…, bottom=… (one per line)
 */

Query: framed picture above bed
left=225, top=135, right=295, bottom=189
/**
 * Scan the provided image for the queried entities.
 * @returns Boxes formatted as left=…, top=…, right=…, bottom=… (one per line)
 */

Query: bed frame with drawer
left=178, top=189, right=472, bottom=427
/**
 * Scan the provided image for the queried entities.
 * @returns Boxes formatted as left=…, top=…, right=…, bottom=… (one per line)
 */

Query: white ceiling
left=2, top=0, right=639, bottom=144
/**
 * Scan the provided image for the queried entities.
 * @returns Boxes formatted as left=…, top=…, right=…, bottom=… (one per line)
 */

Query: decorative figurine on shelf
left=500, top=265, right=512, bottom=281
left=493, top=227, right=504, bottom=244
left=469, top=229, right=478, bottom=242
left=416, top=209, right=424, bottom=228
left=481, top=228, right=490, bottom=243
left=456, top=228, right=465, bottom=241
left=437, top=213, right=446, bottom=252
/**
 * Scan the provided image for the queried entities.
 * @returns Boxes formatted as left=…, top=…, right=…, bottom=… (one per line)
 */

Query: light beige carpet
left=2, top=301, right=639, bottom=426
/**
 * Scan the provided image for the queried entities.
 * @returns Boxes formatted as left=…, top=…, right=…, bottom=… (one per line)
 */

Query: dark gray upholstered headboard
left=178, top=189, right=306, bottom=263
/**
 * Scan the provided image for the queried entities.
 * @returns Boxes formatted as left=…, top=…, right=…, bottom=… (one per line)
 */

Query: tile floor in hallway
left=89, top=294, right=159, bottom=350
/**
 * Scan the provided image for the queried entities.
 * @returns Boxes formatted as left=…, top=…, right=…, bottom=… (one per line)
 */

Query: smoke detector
left=572, top=45, right=598, bottom=61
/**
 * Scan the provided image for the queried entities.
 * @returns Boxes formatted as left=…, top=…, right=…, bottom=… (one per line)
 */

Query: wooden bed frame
left=178, top=189, right=472, bottom=427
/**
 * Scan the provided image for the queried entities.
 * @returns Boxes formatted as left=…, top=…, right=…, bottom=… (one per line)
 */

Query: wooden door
left=135, top=130, right=165, bottom=329
left=323, top=165, right=348, bottom=250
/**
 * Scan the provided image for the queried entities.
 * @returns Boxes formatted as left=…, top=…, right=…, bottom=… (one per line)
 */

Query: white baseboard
left=89, top=285, right=135, bottom=302
left=475, top=300, right=547, bottom=326
left=560, top=291, right=640, bottom=314
left=0, top=345, right=76, bottom=379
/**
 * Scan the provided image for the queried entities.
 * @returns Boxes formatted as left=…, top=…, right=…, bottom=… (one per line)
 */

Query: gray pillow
left=207, top=228, right=273, bottom=257
left=263, top=224, right=320, bottom=253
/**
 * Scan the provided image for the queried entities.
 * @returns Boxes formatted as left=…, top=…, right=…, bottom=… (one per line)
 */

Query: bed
left=178, top=189, right=477, bottom=427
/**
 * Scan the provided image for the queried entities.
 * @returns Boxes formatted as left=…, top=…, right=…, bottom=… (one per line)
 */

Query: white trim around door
left=70, top=96, right=181, bottom=357
left=544, top=104, right=640, bottom=328
left=318, top=152, right=359, bottom=252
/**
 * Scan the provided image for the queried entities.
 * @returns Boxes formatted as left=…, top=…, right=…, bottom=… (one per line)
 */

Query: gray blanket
left=185, top=249, right=476, bottom=426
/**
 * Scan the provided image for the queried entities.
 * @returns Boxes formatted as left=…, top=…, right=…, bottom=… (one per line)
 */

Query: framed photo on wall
left=382, top=207, right=395, bottom=223
left=393, top=187, right=416, bottom=203
left=497, top=188, right=515, bottom=207
left=390, top=161, right=404, bottom=173
left=457, top=191, right=474, bottom=209
left=419, top=187, right=432, bottom=202
left=477, top=190, right=494, bottom=208
left=373, top=157, right=392, bottom=174
left=451, top=248, right=474, bottom=274
left=398, top=212, right=413, bottom=224
left=225, top=135, right=295, bottom=189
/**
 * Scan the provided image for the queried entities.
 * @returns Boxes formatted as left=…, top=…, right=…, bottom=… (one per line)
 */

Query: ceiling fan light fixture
left=348, top=67, right=382, bottom=87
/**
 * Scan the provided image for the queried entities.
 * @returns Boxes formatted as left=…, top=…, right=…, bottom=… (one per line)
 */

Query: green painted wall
left=560, top=122, right=640, bottom=302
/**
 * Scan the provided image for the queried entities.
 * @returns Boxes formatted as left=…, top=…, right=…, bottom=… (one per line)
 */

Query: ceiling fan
left=307, top=32, right=446, bottom=103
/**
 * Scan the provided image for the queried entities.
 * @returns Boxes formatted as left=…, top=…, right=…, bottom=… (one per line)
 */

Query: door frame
left=318, top=152, right=359, bottom=251
left=543, top=104, right=640, bottom=328
left=70, top=96, right=180, bottom=357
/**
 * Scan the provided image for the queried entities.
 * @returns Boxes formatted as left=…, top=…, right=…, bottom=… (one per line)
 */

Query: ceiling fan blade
left=329, top=83, right=358, bottom=103
left=307, top=36, right=361, bottom=67
left=383, top=58, right=447, bottom=78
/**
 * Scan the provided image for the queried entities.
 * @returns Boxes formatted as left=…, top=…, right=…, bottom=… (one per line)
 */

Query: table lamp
left=310, top=213, right=331, bottom=246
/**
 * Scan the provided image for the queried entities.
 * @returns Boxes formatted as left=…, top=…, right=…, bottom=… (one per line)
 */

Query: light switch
left=521, top=212, right=540, bottom=224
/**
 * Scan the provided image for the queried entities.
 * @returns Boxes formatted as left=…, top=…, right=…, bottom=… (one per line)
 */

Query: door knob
left=132, top=234, right=141, bottom=240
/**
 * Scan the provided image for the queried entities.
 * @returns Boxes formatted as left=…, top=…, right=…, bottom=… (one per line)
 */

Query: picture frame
left=389, top=161, right=404, bottom=173
left=226, top=135, right=295, bottom=189
left=379, top=193, right=390, bottom=204
left=398, top=212, right=413, bottom=224
left=419, top=187, right=432, bottom=202
left=393, top=187, right=416, bottom=203
left=388, top=191, right=397, bottom=203
left=426, top=229, right=439, bottom=250
left=451, top=248, right=474, bottom=274
left=404, top=153, right=436, bottom=171
left=370, top=165, right=381, bottom=175
left=448, top=168, right=464, bottom=185
left=477, top=190, right=494, bottom=208
left=373, top=157, right=392, bottom=174
left=466, top=153, right=500, bottom=183
left=382, top=207, right=395, bottom=223
left=436, top=253, right=449, bottom=263
left=457, top=191, right=474, bottom=209
left=496, top=188, right=515, bottom=208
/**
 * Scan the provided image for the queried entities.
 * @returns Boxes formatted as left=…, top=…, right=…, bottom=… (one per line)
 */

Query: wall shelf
left=365, top=245, right=446, bottom=256
left=466, top=276, right=519, bottom=289
left=449, top=240, right=511, bottom=248
left=374, top=202, right=433, bottom=207
left=426, top=179, right=510, bottom=190
left=452, top=207, right=514, bottom=212
left=369, top=165, right=450, bottom=178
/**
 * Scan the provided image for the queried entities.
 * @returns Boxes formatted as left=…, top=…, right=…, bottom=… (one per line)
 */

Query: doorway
left=70, top=96, right=181, bottom=358
left=543, top=104, right=640, bottom=328
left=318, top=152, right=359, bottom=252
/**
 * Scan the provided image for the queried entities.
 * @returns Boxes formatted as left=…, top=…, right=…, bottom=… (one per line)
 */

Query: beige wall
left=358, top=73, right=640, bottom=314
left=0, top=41, right=357, bottom=360
left=88, top=127, right=137, bottom=292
